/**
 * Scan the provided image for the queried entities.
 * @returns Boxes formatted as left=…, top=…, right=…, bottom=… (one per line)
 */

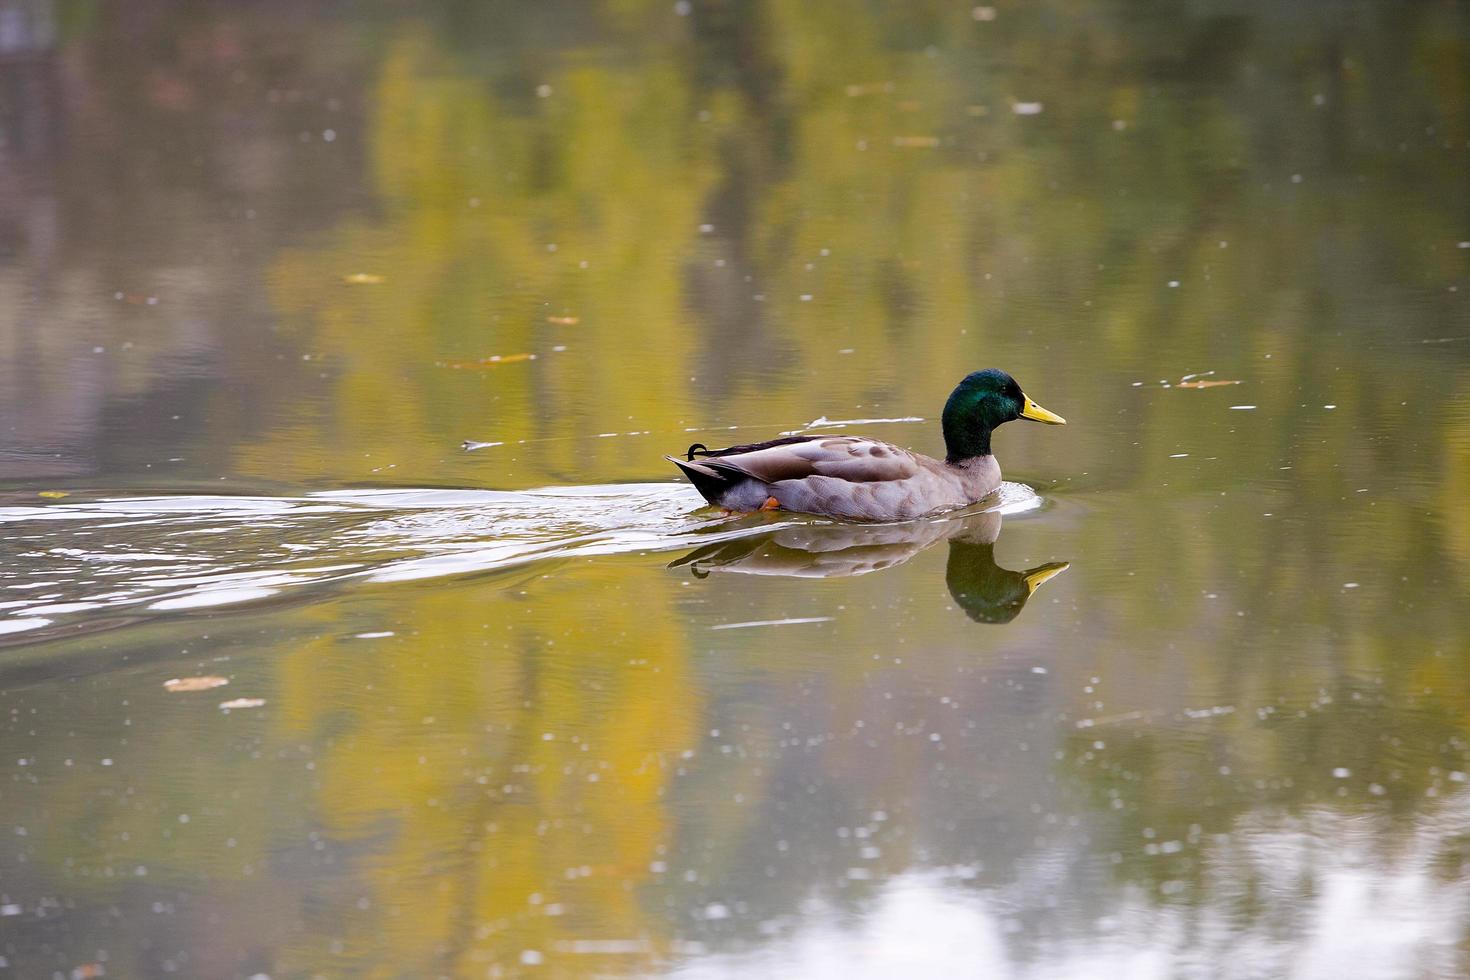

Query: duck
left=666, top=368, right=1065, bottom=522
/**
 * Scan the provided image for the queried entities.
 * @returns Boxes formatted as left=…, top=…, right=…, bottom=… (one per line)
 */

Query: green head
left=941, top=368, right=1065, bottom=462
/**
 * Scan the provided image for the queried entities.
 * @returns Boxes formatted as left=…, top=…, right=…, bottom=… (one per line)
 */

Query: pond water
left=2, top=2, right=1469, bottom=977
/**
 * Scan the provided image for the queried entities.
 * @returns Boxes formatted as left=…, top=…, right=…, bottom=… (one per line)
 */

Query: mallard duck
left=667, top=369, right=1065, bottom=521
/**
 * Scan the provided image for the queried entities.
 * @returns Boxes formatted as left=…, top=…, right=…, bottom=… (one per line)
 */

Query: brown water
left=2, top=2, right=1470, bottom=977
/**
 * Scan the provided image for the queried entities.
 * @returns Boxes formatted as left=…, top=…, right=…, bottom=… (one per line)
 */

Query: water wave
left=0, top=482, right=1040, bottom=643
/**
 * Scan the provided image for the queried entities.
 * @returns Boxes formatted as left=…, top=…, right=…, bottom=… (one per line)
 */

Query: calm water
left=2, top=2, right=1469, bottom=977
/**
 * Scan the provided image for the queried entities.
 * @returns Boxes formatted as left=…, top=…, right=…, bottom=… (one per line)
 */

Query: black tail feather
left=668, top=456, right=743, bottom=504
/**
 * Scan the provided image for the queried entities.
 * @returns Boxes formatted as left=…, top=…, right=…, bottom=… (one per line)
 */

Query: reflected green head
left=942, top=369, right=1065, bottom=462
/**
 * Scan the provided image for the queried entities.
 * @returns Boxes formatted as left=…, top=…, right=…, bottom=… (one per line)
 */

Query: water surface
left=2, top=2, right=1469, bottom=977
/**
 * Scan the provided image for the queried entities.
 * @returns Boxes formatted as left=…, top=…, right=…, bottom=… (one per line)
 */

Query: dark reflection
left=672, top=509, right=1068, bottom=623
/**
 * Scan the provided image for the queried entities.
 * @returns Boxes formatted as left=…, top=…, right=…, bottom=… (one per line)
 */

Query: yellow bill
left=1023, top=562, right=1070, bottom=595
left=1020, top=395, right=1066, bottom=425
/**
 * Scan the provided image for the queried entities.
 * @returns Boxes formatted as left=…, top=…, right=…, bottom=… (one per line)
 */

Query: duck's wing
left=696, top=435, right=926, bottom=486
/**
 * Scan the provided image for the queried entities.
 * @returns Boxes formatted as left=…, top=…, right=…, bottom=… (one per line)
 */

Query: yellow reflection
left=272, top=567, right=698, bottom=976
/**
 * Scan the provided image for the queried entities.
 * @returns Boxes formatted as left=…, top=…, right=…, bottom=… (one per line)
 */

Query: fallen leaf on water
left=164, top=676, right=229, bottom=693
left=1177, top=379, right=1243, bottom=389
left=71, top=964, right=106, bottom=979
left=437, top=353, right=538, bottom=369
left=893, top=136, right=940, bottom=148
left=38, top=491, right=70, bottom=499
left=219, top=698, right=266, bottom=711
left=545, top=315, right=579, bottom=325
left=342, top=273, right=386, bottom=285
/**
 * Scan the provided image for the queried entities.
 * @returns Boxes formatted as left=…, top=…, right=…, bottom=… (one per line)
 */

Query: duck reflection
left=671, top=510, right=1068, bottom=624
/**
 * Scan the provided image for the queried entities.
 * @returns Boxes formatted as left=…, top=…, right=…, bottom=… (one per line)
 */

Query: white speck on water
left=703, top=903, right=730, bottom=920
left=1324, top=404, right=1337, bottom=409
left=1229, top=405, right=1256, bottom=411
left=1169, top=453, right=1189, bottom=458
left=1333, top=767, right=1351, bottom=778
left=535, top=85, right=552, bottom=98
left=1457, top=241, right=1470, bottom=249
left=1369, top=783, right=1386, bottom=796
left=322, top=129, right=336, bottom=142
left=1167, top=280, right=1180, bottom=288
left=1112, top=119, right=1127, bottom=131
left=929, top=732, right=942, bottom=742
left=1031, top=666, right=1047, bottom=674
left=520, top=950, right=544, bottom=966
left=675, top=0, right=692, bottom=13
left=972, top=5, right=997, bottom=20
left=699, top=223, right=714, bottom=233
left=354, top=631, right=394, bottom=639
left=800, top=294, right=813, bottom=302
left=1313, top=93, right=1326, bottom=106
left=1012, top=101, right=1044, bottom=115
left=1291, top=173, right=1303, bottom=183
left=1343, top=583, right=1360, bottom=589
left=1450, top=771, right=1467, bottom=783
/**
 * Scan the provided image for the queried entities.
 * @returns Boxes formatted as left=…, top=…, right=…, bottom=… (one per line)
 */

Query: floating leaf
left=437, top=353, right=538, bottom=369
left=342, top=273, right=386, bottom=285
left=38, top=491, right=70, bottom=499
left=545, top=316, right=580, bottom=325
left=1177, top=379, right=1243, bottom=389
left=219, top=698, right=266, bottom=711
left=163, top=676, right=229, bottom=693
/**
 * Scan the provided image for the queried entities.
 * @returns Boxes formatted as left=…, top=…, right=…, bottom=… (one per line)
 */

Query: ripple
left=0, top=481, right=1042, bottom=641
